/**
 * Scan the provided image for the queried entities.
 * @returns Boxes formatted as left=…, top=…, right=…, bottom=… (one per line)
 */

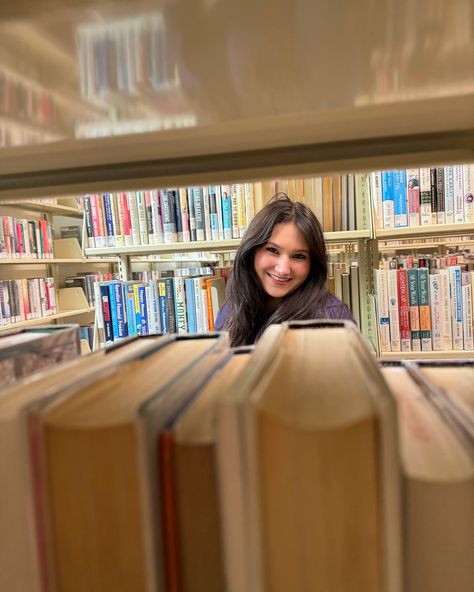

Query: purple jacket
left=214, top=292, right=352, bottom=331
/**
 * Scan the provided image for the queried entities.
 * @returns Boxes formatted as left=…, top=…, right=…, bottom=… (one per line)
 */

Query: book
left=217, top=320, right=401, bottom=592
left=42, top=334, right=229, bottom=592
left=382, top=365, right=473, bottom=592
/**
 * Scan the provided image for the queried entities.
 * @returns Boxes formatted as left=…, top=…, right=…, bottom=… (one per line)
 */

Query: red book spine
left=120, top=192, right=132, bottom=241
left=397, top=269, right=411, bottom=351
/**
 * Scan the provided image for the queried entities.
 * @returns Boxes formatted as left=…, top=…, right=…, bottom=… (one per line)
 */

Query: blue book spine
left=113, top=282, right=128, bottom=338
left=102, top=193, right=115, bottom=246
left=138, top=285, right=149, bottom=335
left=108, top=283, right=119, bottom=340
left=158, top=280, right=169, bottom=333
left=393, top=170, right=407, bottom=227
left=381, top=171, right=395, bottom=229
left=124, top=284, right=137, bottom=336
left=185, top=278, right=197, bottom=333
left=221, top=189, right=232, bottom=239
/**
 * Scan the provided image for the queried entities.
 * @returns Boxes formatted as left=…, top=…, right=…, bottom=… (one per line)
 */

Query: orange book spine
left=206, top=279, right=214, bottom=331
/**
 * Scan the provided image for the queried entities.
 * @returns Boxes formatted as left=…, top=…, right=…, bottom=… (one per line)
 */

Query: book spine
left=435, top=166, right=445, bottom=224
left=419, top=167, right=432, bottom=225
left=119, top=192, right=133, bottom=246
left=463, top=163, right=474, bottom=223
left=171, top=189, right=183, bottom=242
left=206, top=278, right=214, bottom=331
left=164, top=277, right=176, bottom=333
left=429, top=167, right=438, bottom=224
left=244, top=182, right=255, bottom=230
left=461, top=273, right=473, bottom=350
left=453, top=164, right=464, bottom=223
left=161, top=190, right=178, bottom=243
left=136, top=191, right=149, bottom=245
left=124, top=284, right=138, bottom=336
left=83, top=195, right=95, bottom=248
left=208, top=186, right=220, bottom=241
left=202, top=186, right=212, bottom=241
left=236, top=183, right=246, bottom=237
left=418, top=267, right=432, bottom=351
left=144, top=190, right=155, bottom=245
left=184, top=277, right=197, bottom=333
left=138, top=284, right=149, bottom=335
left=449, top=266, right=463, bottom=350
left=150, top=189, right=164, bottom=244
left=187, top=188, right=196, bottom=241
left=387, top=269, right=400, bottom=351
left=192, top=187, right=205, bottom=241
left=381, top=171, right=394, bottom=229
left=173, top=276, right=187, bottom=334
left=374, top=269, right=391, bottom=352
left=157, top=279, right=169, bottom=333
left=193, top=277, right=205, bottom=332
left=200, top=279, right=209, bottom=331
left=221, top=186, right=232, bottom=239
left=178, top=188, right=190, bottom=242
left=108, top=282, right=119, bottom=340
left=393, top=170, right=407, bottom=227
left=397, top=269, right=411, bottom=351
left=443, top=165, right=455, bottom=224
left=437, top=269, right=453, bottom=350
left=132, top=284, right=143, bottom=335
left=111, top=193, right=125, bottom=248
left=406, top=168, right=420, bottom=226
left=429, top=274, right=443, bottom=351
left=229, top=184, right=240, bottom=238
left=214, top=185, right=224, bottom=240
left=100, top=284, right=114, bottom=344
left=102, top=193, right=116, bottom=247
left=407, top=268, right=421, bottom=351
left=127, top=192, right=141, bottom=245
left=148, top=280, right=161, bottom=334
left=113, top=281, right=128, bottom=338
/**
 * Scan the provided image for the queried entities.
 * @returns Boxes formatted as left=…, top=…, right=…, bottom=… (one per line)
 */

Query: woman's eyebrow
left=266, top=241, right=309, bottom=254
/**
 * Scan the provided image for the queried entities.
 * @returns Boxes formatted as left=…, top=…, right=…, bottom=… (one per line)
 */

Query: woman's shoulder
left=214, top=301, right=229, bottom=331
left=320, top=292, right=352, bottom=320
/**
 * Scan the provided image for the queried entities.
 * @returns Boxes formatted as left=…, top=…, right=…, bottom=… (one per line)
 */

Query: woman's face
left=254, top=221, right=311, bottom=306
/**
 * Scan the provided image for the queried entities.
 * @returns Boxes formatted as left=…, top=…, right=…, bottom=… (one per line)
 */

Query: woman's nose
left=275, top=257, right=290, bottom=275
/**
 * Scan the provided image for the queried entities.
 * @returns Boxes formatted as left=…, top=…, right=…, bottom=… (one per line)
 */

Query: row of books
left=374, top=265, right=474, bottom=352
left=84, top=174, right=365, bottom=250
left=0, top=216, right=53, bottom=259
left=0, top=322, right=471, bottom=592
left=379, top=252, right=472, bottom=271
left=0, top=277, right=57, bottom=326
left=77, top=12, right=176, bottom=100
left=0, top=121, right=55, bottom=148
left=96, top=274, right=226, bottom=344
left=372, top=164, right=474, bottom=228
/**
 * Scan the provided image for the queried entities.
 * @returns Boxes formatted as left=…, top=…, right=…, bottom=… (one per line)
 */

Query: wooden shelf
left=0, top=307, right=95, bottom=333
left=380, top=350, right=474, bottom=360
left=376, top=223, right=474, bottom=240
left=324, top=229, right=371, bottom=243
left=85, top=239, right=242, bottom=257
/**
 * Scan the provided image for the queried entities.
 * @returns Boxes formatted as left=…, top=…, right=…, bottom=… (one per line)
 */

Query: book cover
left=387, top=269, right=401, bottom=351
left=418, top=267, right=432, bottom=351
left=393, top=170, right=407, bottom=227
left=435, top=166, right=445, bottom=224
left=463, top=164, right=474, bottom=223
left=381, top=171, right=394, bottom=229
left=407, top=269, right=421, bottom=351
left=397, top=269, right=411, bottom=351
left=429, top=274, right=444, bottom=351
left=419, top=167, right=432, bottom=225
left=443, top=166, right=455, bottom=224
left=406, top=169, right=420, bottom=226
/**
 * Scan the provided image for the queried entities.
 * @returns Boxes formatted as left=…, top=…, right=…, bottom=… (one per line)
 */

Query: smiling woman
left=215, top=193, right=351, bottom=346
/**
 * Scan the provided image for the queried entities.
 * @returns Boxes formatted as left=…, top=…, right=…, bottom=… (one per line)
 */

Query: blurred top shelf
left=376, top=223, right=474, bottom=240
left=1, top=199, right=83, bottom=217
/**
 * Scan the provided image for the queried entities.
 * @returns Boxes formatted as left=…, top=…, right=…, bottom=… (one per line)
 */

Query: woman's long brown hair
left=223, top=193, right=332, bottom=346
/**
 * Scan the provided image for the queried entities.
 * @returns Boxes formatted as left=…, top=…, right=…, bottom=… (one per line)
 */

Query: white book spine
left=371, top=171, right=383, bottom=229
left=449, top=266, right=463, bottom=350
left=429, top=274, right=443, bottom=351
left=387, top=269, right=401, bottom=351
left=437, top=269, right=453, bottom=350
left=215, top=185, right=224, bottom=240
left=127, top=192, right=141, bottom=246
left=463, top=163, right=474, bottom=222
left=453, top=165, right=464, bottom=223
left=443, top=165, right=455, bottom=224
left=193, top=278, right=205, bottom=333
left=236, top=184, right=246, bottom=238
left=150, top=190, right=164, bottom=244
left=136, top=192, right=149, bottom=245
left=244, top=183, right=255, bottom=230
left=173, top=277, right=188, bottom=335
left=461, top=274, right=473, bottom=350
left=201, top=186, right=212, bottom=241
left=230, top=184, right=240, bottom=239
left=419, top=167, right=432, bottom=225
left=375, top=269, right=391, bottom=352
left=148, top=280, right=161, bottom=334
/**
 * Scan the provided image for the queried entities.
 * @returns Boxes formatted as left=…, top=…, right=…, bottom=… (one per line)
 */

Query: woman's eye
left=266, top=247, right=278, bottom=254
left=293, top=254, right=307, bottom=260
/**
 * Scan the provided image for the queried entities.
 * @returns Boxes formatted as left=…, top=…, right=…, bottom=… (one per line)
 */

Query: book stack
left=65, top=271, right=118, bottom=308
left=374, top=258, right=474, bottom=353
left=327, top=259, right=361, bottom=325
left=0, top=322, right=472, bottom=591
left=372, top=163, right=474, bottom=229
